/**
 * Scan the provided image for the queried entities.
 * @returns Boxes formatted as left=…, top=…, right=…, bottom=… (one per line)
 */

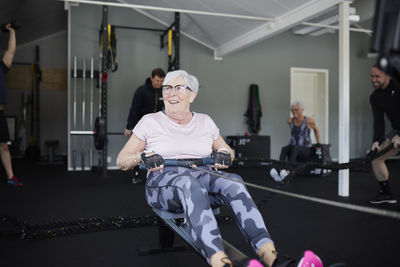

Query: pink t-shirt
left=133, top=111, right=220, bottom=159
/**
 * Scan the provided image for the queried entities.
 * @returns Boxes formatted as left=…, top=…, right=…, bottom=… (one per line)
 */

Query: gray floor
left=0, top=159, right=399, bottom=267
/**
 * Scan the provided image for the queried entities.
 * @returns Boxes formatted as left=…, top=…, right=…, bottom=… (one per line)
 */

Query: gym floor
left=0, top=159, right=399, bottom=267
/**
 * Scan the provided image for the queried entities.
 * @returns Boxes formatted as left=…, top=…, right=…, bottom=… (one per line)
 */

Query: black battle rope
left=0, top=215, right=159, bottom=239
left=0, top=213, right=233, bottom=240
left=253, top=143, right=396, bottom=174
left=190, top=165, right=400, bottom=220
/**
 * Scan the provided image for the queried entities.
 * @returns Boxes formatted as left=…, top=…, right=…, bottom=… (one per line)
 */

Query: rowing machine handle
left=366, top=143, right=395, bottom=161
left=139, top=157, right=214, bottom=170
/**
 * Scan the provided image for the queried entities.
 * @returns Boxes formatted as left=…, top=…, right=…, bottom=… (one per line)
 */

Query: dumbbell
left=0, top=20, right=21, bottom=32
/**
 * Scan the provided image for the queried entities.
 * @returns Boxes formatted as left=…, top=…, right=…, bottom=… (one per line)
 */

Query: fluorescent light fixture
left=349, top=14, right=360, bottom=22
left=293, top=6, right=360, bottom=36
left=293, top=14, right=339, bottom=35
left=293, top=25, right=319, bottom=35
left=309, top=27, right=336, bottom=36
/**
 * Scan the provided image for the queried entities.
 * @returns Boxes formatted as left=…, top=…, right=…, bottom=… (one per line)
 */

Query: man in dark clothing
left=123, top=68, right=165, bottom=183
left=369, top=66, right=400, bottom=204
left=123, top=68, right=165, bottom=136
left=0, top=24, right=22, bottom=186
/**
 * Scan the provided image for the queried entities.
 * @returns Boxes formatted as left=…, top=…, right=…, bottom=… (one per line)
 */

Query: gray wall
left=6, top=31, right=68, bottom=157
left=69, top=4, right=376, bottom=168
left=0, top=0, right=66, bottom=49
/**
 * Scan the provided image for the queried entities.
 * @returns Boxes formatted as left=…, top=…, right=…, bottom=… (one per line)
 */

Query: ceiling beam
left=61, top=0, right=275, bottom=21
left=215, top=0, right=342, bottom=57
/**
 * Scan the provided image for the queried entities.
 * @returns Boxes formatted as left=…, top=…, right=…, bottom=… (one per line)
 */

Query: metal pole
left=101, top=5, right=108, bottom=177
left=338, top=1, right=350, bottom=197
left=73, top=56, right=77, bottom=170
left=35, top=46, right=40, bottom=152
left=67, top=3, right=72, bottom=170
left=60, top=0, right=275, bottom=22
left=98, top=57, right=102, bottom=117
left=174, top=12, right=180, bottom=70
left=81, top=58, right=86, bottom=170
left=89, top=57, right=94, bottom=169
left=97, top=54, right=102, bottom=172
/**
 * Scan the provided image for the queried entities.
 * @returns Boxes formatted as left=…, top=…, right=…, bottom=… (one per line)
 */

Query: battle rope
left=0, top=213, right=233, bottom=240
left=191, top=165, right=400, bottom=220
left=244, top=143, right=396, bottom=174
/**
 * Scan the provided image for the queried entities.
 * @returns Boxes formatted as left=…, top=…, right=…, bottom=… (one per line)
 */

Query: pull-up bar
left=113, top=25, right=165, bottom=32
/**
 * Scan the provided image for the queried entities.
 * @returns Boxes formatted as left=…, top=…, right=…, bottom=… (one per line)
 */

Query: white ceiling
left=0, top=0, right=374, bottom=58
left=117, top=0, right=347, bottom=58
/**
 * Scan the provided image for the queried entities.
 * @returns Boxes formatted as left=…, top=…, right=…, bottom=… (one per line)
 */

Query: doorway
left=290, top=67, right=329, bottom=144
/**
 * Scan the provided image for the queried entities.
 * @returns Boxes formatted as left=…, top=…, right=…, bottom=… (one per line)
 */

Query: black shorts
left=0, top=110, right=10, bottom=143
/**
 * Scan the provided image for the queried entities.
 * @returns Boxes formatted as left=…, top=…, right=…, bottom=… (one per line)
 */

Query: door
left=290, top=67, right=329, bottom=144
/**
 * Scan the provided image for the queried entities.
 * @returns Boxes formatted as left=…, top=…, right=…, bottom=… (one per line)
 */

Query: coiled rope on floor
left=0, top=212, right=233, bottom=240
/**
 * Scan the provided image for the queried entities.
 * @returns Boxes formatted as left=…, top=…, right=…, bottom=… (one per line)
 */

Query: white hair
left=162, top=70, right=199, bottom=93
left=291, top=101, right=304, bottom=109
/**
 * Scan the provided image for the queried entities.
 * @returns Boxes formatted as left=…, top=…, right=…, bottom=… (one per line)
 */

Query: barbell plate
left=94, top=117, right=106, bottom=150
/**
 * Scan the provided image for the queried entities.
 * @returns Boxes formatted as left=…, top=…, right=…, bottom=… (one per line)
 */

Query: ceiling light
left=293, top=6, right=360, bottom=36
left=349, top=14, right=360, bottom=22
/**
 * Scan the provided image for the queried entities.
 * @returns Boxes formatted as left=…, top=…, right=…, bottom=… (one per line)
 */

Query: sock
left=280, top=169, right=289, bottom=181
left=269, top=168, right=281, bottom=182
left=379, top=180, right=390, bottom=193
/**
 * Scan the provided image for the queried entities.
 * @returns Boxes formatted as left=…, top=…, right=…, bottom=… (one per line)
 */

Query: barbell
left=70, top=117, right=124, bottom=150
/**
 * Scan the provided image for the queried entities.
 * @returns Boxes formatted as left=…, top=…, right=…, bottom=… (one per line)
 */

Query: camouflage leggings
left=145, top=166, right=273, bottom=262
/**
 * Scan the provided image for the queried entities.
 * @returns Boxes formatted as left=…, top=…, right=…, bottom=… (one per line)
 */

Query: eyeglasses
left=162, top=85, right=192, bottom=95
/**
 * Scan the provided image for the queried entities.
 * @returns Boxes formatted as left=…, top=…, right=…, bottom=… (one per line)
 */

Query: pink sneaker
left=230, top=258, right=264, bottom=267
left=247, top=259, right=264, bottom=267
left=297, top=250, right=323, bottom=267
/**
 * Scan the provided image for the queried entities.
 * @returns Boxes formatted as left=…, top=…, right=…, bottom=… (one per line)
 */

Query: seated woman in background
left=270, top=101, right=320, bottom=182
left=117, top=70, right=322, bottom=267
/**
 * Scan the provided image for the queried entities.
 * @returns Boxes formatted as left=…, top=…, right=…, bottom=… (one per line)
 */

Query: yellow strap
left=107, top=24, right=111, bottom=49
left=168, top=30, right=172, bottom=56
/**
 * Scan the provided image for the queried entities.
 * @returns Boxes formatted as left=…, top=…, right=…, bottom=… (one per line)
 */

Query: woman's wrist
left=133, top=152, right=142, bottom=166
left=217, top=147, right=230, bottom=154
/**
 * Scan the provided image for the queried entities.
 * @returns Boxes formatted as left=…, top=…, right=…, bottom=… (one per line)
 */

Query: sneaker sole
left=369, top=199, right=397, bottom=204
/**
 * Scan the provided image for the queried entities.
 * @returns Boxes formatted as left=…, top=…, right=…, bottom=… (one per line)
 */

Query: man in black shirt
left=369, top=66, right=400, bottom=204
left=123, top=68, right=165, bottom=183
left=123, top=68, right=165, bottom=136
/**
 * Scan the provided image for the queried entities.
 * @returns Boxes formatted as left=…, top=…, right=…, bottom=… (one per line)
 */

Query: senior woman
left=117, top=70, right=314, bottom=267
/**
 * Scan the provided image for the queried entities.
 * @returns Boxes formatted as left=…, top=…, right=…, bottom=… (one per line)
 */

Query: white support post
left=67, top=3, right=72, bottom=170
left=338, top=0, right=350, bottom=197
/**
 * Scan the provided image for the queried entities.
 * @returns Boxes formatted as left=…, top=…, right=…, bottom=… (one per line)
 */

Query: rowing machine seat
left=151, top=207, right=221, bottom=255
